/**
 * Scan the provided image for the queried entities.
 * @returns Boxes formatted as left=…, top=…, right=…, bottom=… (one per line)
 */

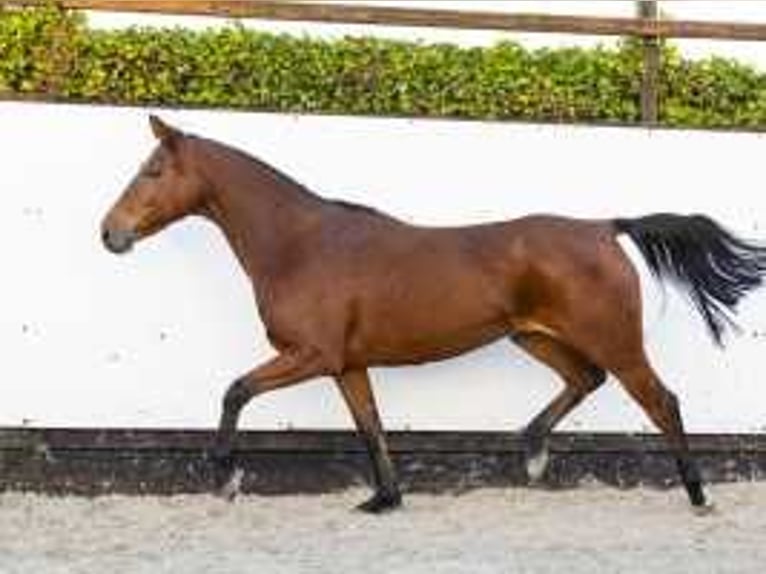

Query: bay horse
left=102, top=116, right=766, bottom=513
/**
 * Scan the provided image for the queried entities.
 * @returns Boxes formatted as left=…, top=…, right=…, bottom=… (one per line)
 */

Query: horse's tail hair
left=613, top=213, right=766, bottom=346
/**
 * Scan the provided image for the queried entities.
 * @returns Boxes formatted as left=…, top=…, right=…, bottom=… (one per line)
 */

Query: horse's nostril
left=102, top=226, right=135, bottom=254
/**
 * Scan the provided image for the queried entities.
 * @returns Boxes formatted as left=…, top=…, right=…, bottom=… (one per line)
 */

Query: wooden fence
left=8, top=0, right=766, bottom=124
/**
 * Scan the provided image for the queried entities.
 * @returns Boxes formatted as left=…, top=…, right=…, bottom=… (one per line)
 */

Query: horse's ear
left=149, top=115, right=182, bottom=148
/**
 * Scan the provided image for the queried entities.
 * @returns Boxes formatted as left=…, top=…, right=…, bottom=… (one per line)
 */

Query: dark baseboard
left=1, top=428, right=764, bottom=495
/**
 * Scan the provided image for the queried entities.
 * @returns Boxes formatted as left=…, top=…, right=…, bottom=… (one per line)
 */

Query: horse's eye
left=143, top=166, right=161, bottom=179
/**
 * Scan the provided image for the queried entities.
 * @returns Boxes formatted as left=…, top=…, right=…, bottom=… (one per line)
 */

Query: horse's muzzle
left=101, top=226, right=138, bottom=255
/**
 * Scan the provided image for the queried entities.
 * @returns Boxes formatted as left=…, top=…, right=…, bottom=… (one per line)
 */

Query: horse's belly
left=350, top=309, right=509, bottom=366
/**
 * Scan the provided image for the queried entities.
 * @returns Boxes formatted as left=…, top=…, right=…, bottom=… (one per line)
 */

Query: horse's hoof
left=526, top=448, right=550, bottom=483
left=216, top=468, right=244, bottom=502
left=356, top=490, right=403, bottom=514
left=691, top=500, right=717, bottom=517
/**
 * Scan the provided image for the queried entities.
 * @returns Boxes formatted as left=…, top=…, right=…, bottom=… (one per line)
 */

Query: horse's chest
left=252, top=277, right=344, bottom=348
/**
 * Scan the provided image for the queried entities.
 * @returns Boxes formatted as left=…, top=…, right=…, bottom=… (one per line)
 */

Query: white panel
left=1, top=101, right=765, bottom=432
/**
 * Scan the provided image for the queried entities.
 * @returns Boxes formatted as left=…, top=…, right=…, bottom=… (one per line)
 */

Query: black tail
left=614, top=213, right=766, bottom=346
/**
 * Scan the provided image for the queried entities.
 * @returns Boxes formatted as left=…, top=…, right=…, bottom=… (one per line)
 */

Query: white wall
left=2, top=101, right=766, bottom=432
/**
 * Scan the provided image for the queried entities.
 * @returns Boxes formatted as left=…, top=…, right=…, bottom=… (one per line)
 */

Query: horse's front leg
left=335, top=369, right=402, bottom=513
left=210, top=350, right=326, bottom=498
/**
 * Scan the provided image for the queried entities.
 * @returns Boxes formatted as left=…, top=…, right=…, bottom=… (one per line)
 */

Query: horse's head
left=101, top=116, right=209, bottom=254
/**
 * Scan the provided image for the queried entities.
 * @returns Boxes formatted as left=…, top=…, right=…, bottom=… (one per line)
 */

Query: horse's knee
left=222, top=378, right=255, bottom=413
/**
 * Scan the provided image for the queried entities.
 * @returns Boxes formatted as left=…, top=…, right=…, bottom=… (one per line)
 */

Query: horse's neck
left=200, top=144, right=325, bottom=280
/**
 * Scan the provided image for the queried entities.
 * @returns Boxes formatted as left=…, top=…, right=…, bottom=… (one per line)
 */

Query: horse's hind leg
left=334, top=369, right=401, bottom=513
left=512, top=332, right=606, bottom=481
left=612, top=357, right=709, bottom=511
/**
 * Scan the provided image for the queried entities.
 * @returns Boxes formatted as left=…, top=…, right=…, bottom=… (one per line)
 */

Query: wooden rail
left=7, top=0, right=766, bottom=42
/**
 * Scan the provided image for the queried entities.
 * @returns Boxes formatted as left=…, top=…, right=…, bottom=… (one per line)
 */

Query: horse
left=101, top=115, right=766, bottom=514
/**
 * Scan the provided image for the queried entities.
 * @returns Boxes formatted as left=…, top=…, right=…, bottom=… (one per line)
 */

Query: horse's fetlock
left=209, top=444, right=231, bottom=463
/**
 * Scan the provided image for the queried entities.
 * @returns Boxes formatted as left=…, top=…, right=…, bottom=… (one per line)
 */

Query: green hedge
left=2, top=5, right=766, bottom=128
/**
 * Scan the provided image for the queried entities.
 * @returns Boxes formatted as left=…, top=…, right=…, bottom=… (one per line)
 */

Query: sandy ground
left=1, top=483, right=765, bottom=574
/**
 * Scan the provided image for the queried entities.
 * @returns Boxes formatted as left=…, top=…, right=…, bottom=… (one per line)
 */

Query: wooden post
left=637, top=1, right=660, bottom=125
